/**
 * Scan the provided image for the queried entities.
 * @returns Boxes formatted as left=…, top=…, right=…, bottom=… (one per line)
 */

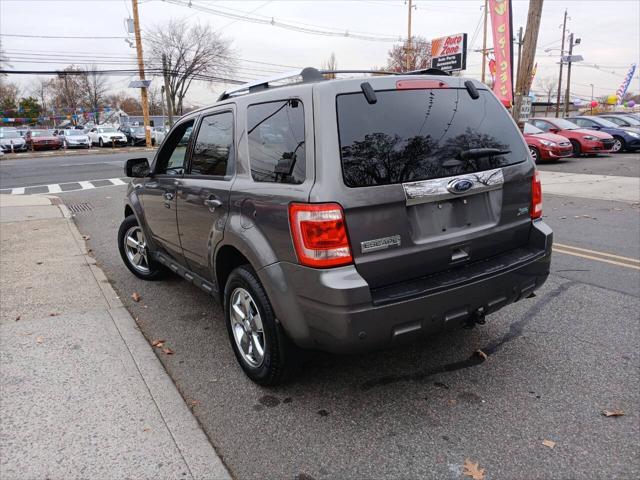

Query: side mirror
left=550, top=128, right=559, bottom=133
left=592, top=125, right=601, bottom=130
left=125, top=158, right=150, bottom=178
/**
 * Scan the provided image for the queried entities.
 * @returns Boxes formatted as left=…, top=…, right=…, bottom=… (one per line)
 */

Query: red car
left=25, top=129, right=63, bottom=151
left=523, top=122, right=573, bottom=162
left=530, top=117, right=614, bottom=156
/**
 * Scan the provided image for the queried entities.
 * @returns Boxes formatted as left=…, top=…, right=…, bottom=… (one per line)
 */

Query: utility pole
left=481, top=0, right=488, bottom=83
left=512, top=0, right=544, bottom=123
left=516, top=26, right=524, bottom=81
left=563, top=32, right=575, bottom=117
left=405, top=0, right=413, bottom=71
left=162, top=53, right=174, bottom=126
left=589, top=83, right=594, bottom=114
left=131, top=0, right=152, bottom=147
left=555, top=9, right=568, bottom=117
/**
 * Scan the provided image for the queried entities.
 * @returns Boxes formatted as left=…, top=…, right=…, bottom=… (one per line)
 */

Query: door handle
left=163, top=192, right=174, bottom=201
left=204, top=198, right=222, bottom=209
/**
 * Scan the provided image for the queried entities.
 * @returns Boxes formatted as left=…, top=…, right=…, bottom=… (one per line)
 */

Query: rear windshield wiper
left=458, top=148, right=511, bottom=161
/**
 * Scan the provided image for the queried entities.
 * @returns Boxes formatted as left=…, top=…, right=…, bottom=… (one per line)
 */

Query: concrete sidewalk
left=540, top=170, right=640, bottom=203
left=0, top=194, right=230, bottom=479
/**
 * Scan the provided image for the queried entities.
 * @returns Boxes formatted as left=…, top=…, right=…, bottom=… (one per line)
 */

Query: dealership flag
left=489, top=0, right=514, bottom=106
left=616, top=64, right=636, bottom=105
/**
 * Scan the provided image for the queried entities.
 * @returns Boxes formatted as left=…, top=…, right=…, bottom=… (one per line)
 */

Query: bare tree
left=30, top=77, right=53, bottom=114
left=0, top=81, right=19, bottom=111
left=146, top=86, right=164, bottom=115
left=321, top=52, right=337, bottom=79
left=0, top=47, right=10, bottom=76
left=386, top=36, right=432, bottom=72
left=145, top=18, right=235, bottom=115
left=81, top=66, right=108, bottom=120
left=535, top=77, right=557, bottom=114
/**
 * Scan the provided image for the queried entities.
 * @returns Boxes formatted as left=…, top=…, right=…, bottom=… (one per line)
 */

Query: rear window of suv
left=337, top=88, right=528, bottom=187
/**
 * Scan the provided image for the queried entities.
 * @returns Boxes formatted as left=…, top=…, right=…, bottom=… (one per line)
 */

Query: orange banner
left=489, top=0, right=514, bottom=106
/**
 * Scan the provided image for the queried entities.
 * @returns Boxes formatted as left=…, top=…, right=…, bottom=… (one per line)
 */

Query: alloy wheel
left=229, top=287, right=265, bottom=367
left=529, top=147, right=538, bottom=162
left=611, top=138, right=622, bottom=153
left=123, top=225, right=150, bottom=274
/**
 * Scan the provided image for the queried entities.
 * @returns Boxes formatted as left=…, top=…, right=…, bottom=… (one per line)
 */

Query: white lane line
left=110, top=178, right=126, bottom=185
left=78, top=181, right=95, bottom=190
left=11, top=187, right=25, bottom=195
left=48, top=184, right=62, bottom=193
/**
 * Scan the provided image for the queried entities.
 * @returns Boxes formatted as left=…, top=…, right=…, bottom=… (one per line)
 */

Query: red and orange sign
left=489, top=0, right=513, bottom=106
left=431, top=33, right=468, bottom=72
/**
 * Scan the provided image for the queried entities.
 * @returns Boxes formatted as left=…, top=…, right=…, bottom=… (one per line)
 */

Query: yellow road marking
left=554, top=242, right=640, bottom=264
left=553, top=247, right=640, bottom=270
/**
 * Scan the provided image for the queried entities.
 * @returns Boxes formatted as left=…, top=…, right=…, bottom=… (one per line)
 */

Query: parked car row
left=523, top=114, right=640, bottom=162
left=0, top=124, right=170, bottom=153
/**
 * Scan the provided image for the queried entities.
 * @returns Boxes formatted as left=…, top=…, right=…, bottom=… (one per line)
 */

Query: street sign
left=518, top=95, right=533, bottom=122
left=561, top=55, right=584, bottom=63
left=430, top=33, right=467, bottom=72
left=128, top=80, right=152, bottom=88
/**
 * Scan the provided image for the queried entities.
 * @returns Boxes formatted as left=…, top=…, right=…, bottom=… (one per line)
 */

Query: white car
left=61, top=129, right=91, bottom=149
left=0, top=129, right=28, bottom=153
left=88, top=126, right=128, bottom=147
left=152, top=126, right=168, bottom=145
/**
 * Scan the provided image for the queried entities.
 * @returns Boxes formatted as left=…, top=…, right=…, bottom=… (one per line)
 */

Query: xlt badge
left=361, top=235, right=401, bottom=254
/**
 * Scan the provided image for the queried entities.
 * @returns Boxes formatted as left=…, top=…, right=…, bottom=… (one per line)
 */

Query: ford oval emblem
left=447, top=178, right=474, bottom=194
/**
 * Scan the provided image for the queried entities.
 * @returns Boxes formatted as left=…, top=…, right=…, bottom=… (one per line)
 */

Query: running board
left=154, top=252, right=219, bottom=299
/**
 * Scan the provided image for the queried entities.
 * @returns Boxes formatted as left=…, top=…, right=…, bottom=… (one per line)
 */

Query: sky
left=1, top=0, right=639, bottom=109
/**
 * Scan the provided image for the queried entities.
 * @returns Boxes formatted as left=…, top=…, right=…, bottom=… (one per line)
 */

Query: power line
left=161, top=0, right=403, bottom=42
left=0, top=33, right=127, bottom=40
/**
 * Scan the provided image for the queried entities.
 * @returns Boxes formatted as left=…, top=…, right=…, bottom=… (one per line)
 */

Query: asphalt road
left=0, top=150, right=153, bottom=190
left=4, top=151, right=639, bottom=479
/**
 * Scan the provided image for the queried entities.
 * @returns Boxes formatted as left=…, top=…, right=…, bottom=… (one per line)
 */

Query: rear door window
left=247, top=99, right=305, bottom=184
left=190, top=111, right=234, bottom=178
left=337, top=88, right=528, bottom=187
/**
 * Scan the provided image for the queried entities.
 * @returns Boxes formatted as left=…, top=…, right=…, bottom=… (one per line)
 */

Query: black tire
left=611, top=136, right=625, bottom=153
left=98, top=138, right=104, bottom=148
left=118, top=214, right=164, bottom=280
left=570, top=139, right=581, bottom=156
left=529, top=146, right=540, bottom=163
left=224, top=265, right=299, bottom=386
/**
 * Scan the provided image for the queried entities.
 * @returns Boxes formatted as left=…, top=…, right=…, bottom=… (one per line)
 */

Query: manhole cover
left=67, top=203, right=94, bottom=214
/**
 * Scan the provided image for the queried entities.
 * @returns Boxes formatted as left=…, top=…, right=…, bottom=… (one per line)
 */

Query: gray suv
left=119, top=68, right=552, bottom=385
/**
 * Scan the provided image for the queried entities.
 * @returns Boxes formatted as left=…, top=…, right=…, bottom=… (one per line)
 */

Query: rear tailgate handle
left=451, top=247, right=470, bottom=262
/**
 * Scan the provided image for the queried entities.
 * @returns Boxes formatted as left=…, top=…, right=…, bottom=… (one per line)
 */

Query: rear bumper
left=260, top=221, right=552, bottom=354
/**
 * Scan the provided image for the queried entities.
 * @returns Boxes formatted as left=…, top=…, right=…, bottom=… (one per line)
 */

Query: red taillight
left=396, top=80, right=448, bottom=90
left=288, top=203, right=353, bottom=268
left=530, top=170, right=543, bottom=219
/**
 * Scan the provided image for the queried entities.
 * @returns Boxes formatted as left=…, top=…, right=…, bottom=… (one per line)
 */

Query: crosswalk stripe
left=3, top=178, right=128, bottom=195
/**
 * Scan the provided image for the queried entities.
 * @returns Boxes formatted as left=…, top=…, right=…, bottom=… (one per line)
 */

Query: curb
left=54, top=197, right=232, bottom=480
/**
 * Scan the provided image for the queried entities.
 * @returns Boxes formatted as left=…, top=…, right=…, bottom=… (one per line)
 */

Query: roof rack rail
left=217, top=66, right=451, bottom=101
left=218, top=67, right=324, bottom=101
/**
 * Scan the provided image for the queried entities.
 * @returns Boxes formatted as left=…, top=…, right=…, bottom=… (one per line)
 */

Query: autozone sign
left=431, top=33, right=467, bottom=72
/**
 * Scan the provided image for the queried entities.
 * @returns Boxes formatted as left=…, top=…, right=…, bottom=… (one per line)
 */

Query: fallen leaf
left=82, top=235, right=91, bottom=240
left=602, top=409, right=625, bottom=417
left=162, top=347, right=174, bottom=355
left=151, top=339, right=165, bottom=348
left=131, top=292, right=141, bottom=302
left=36, top=261, right=43, bottom=265
left=190, top=399, right=200, bottom=407
left=36, top=336, right=44, bottom=344
left=143, top=427, right=151, bottom=432
left=49, top=313, right=59, bottom=317
left=15, top=315, right=21, bottom=322
left=462, top=459, right=486, bottom=480
left=475, top=349, right=488, bottom=360
left=448, top=399, right=457, bottom=406
left=542, top=439, right=556, bottom=449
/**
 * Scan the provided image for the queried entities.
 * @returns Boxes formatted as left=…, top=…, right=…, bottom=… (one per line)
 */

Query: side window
left=248, top=99, right=305, bottom=184
left=533, top=120, right=550, bottom=132
left=190, top=111, right=234, bottom=178
left=574, top=118, right=588, bottom=127
left=155, top=119, right=195, bottom=175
